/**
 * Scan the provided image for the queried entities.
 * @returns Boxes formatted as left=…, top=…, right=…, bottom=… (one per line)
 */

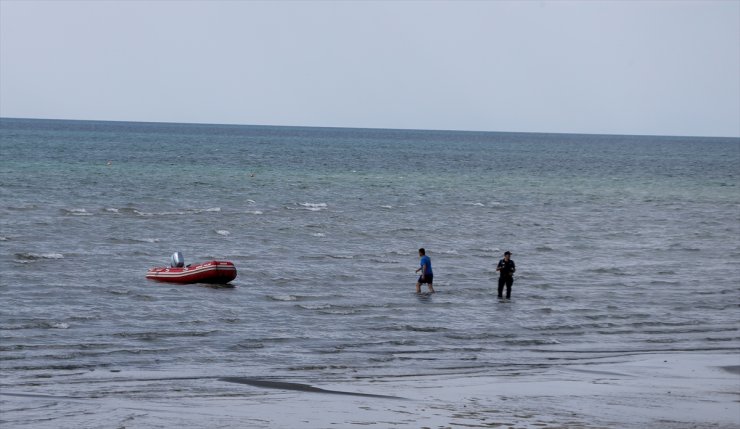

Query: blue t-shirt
left=419, top=255, right=432, bottom=276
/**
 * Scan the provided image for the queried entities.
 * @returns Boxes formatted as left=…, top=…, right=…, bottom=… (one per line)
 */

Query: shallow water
left=1, top=119, right=738, bottom=425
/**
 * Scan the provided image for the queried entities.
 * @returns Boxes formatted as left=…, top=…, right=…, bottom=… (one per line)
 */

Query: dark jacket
left=497, top=258, right=516, bottom=277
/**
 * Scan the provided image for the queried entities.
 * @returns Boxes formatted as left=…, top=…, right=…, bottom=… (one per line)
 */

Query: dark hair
left=419, top=248, right=426, bottom=255
left=504, top=251, right=511, bottom=255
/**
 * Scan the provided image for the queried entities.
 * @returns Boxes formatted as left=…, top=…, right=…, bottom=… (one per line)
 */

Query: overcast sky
left=1, top=0, right=738, bottom=137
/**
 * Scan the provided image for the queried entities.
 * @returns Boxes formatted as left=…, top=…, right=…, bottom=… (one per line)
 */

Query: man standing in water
left=415, top=248, right=435, bottom=294
left=496, top=251, right=516, bottom=299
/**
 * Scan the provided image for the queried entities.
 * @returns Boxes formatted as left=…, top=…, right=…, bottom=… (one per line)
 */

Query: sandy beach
left=2, top=351, right=738, bottom=428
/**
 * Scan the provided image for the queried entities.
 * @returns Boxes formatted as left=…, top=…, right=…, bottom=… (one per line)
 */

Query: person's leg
left=505, top=278, right=513, bottom=299
left=416, top=281, right=422, bottom=294
left=427, top=282, right=435, bottom=293
left=497, top=277, right=504, bottom=298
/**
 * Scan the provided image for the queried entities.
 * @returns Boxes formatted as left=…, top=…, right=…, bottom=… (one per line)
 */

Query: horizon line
left=1, top=116, right=738, bottom=140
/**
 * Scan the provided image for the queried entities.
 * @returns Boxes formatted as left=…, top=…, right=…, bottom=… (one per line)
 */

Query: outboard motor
left=171, top=252, right=184, bottom=268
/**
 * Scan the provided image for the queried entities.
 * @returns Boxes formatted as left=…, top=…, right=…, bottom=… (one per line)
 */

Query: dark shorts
left=418, top=274, right=433, bottom=284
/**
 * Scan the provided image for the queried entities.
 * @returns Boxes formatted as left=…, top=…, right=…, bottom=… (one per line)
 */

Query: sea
left=1, top=118, right=738, bottom=427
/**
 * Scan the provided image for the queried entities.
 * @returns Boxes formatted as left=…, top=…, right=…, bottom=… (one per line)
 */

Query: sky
left=1, top=0, right=738, bottom=137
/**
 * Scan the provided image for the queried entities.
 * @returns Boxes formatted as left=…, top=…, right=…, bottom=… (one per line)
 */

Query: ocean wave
left=6, top=204, right=38, bottom=211
left=2, top=320, right=70, bottom=330
left=588, top=267, right=626, bottom=275
left=445, top=332, right=496, bottom=341
left=369, top=258, right=401, bottom=264
left=503, top=338, right=561, bottom=346
left=105, top=289, right=155, bottom=301
left=327, top=254, right=353, bottom=259
left=113, top=330, right=217, bottom=340
left=109, top=237, right=160, bottom=244
left=216, top=230, right=231, bottom=236
left=383, top=324, right=448, bottom=333
left=297, top=304, right=359, bottom=315
left=388, top=249, right=410, bottom=255
left=230, top=341, right=265, bottom=350
left=125, top=207, right=222, bottom=217
left=14, top=252, right=64, bottom=262
left=299, top=202, right=328, bottom=211
left=474, top=247, right=501, bottom=253
left=296, top=303, right=333, bottom=310
left=61, top=208, right=92, bottom=216
left=437, top=249, right=459, bottom=255
left=287, top=364, right=351, bottom=371
left=268, top=294, right=299, bottom=301
left=300, top=253, right=353, bottom=260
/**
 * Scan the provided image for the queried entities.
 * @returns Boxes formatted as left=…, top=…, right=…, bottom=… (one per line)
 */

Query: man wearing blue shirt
left=415, top=248, right=435, bottom=294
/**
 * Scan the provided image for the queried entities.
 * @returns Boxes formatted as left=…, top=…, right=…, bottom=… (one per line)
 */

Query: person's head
left=504, top=251, right=511, bottom=260
left=419, top=248, right=426, bottom=256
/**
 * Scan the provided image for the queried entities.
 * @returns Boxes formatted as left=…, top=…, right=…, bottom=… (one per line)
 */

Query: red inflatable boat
left=146, top=260, right=237, bottom=284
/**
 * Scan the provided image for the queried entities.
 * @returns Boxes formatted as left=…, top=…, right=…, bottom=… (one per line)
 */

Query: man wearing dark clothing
left=496, top=251, right=516, bottom=299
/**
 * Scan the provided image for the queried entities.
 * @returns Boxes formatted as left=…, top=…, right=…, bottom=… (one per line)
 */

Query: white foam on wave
left=246, top=199, right=256, bottom=204
left=132, top=207, right=222, bottom=217
left=311, top=233, right=326, bottom=237
left=300, top=202, right=327, bottom=211
left=269, top=295, right=298, bottom=301
left=380, top=205, right=393, bottom=209
left=42, top=253, right=64, bottom=259
left=328, top=254, right=353, bottom=259
left=104, top=208, right=120, bottom=213
left=246, top=210, right=263, bottom=215
left=216, top=230, right=231, bottom=236
left=51, top=322, right=69, bottom=329
left=136, top=238, right=160, bottom=243
left=16, top=252, right=64, bottom=260
left=298, top=303, right=333, bottom=310
left=65, top=208, right=92, bottom=216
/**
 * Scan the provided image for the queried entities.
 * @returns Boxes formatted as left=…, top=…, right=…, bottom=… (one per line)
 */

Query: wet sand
left=1, top=351, right=738, bottom=428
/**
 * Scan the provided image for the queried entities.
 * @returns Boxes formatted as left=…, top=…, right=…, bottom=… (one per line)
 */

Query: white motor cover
left=171, top=252, right=184, bottom=268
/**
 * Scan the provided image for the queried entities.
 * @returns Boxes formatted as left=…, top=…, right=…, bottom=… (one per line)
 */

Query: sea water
left=1, top=118, right=738, bottom=425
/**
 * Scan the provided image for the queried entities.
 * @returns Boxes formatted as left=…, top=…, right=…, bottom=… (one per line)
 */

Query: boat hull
left=146, top=261, right=237, bottom=284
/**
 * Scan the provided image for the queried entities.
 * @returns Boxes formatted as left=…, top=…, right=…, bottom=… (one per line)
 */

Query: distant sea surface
left=1, top=118, right=738, bottom=424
